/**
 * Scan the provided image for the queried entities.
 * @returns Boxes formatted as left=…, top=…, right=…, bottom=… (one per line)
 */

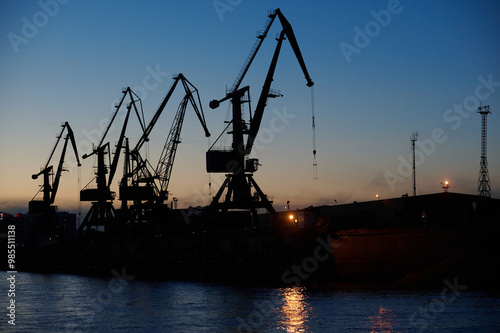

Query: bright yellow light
left=445, top=181, right=449, bottom=185
left=376, top=194, right=379, bottom=198
left=289, top=214, right=294, bottom=220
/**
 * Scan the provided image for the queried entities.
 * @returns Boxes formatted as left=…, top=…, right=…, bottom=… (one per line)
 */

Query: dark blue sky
left=1, top=0, right=499, bottom=213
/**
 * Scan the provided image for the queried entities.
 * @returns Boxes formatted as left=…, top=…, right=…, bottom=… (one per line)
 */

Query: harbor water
left=2, top=272, right=500, bottom=332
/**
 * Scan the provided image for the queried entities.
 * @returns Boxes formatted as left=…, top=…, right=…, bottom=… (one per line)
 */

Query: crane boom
left=42, top=123, right=66, bottom=172
left=180, top=75, right=211, bottom=138
left=95, top=89, right=128, bottom=154
left=155, top=77, right=210, bottom=203
left=244, top=10, right=314, bottom=154
left=210, top=8, right=313, bottom=110
left=156, top=96, right=189, bottom=202
left=82, top=88, right=145, bottom=160
left=107, top=102, right=132, bottom=187
left=229, top=10, right=277, bottom=94
left=245, top=30, right=285, bottom=155
left=213, top=8, right=314, bottom=156
left=275, top=9, right=314, bottom=87
left=132, top=75, right=182, bottom=154
left=50, top=123, right=81, bottom=203
left=51, top=137, right=69, bottom=204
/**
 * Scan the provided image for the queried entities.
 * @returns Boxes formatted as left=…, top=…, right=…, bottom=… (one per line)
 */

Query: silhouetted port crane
left=207, top=8, right=313, bottom=217
left=78, top=87, right=145, bottom=236
left=120, top=74, right=210, bottom=222
left=29, top=121, right=81, bottom=241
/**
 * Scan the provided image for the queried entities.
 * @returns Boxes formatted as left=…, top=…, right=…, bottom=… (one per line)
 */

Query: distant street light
left=441, top=180, right=450, bottom=192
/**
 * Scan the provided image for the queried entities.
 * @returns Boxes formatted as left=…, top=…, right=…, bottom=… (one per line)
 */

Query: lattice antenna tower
left=411, top=131, right=418, bottom=196
left=477, top=104, right=491, bottom=197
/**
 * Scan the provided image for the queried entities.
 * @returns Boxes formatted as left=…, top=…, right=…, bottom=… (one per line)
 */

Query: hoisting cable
left=77, top=165, right=82, bottom=223
left=311, top=86, right=318, bottom=180
left=208, top=137, right=212, bottom=197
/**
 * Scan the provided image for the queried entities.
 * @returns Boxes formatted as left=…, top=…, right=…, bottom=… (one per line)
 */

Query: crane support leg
left=78, top=202, right=117, bottom=237
left=210, top=176, right=231, bottom=210
left=248, top=175, right=276, bottom=214
left=208, top=173, right=275, bottom=217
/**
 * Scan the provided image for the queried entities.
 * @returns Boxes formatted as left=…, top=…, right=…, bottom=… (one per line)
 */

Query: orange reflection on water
left=368, top=305, right=395, bottom=333
left=276, top=287, right=310, bottom=332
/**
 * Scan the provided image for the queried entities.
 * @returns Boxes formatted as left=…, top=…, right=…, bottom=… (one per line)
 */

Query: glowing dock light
left=441, top=180, right=450, bottom=192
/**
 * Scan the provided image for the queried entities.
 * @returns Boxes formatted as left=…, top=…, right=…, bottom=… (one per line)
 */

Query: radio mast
left=411, top=131, right=418, bottom=196
left=477, top=104, right=492, bottom=197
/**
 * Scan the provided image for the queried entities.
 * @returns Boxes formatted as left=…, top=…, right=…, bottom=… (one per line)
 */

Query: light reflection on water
left=277, top=287, right=311, bottom=332
left=368, top=305, right=395, bottom=333
left=7, top=272, right=500, bottom=332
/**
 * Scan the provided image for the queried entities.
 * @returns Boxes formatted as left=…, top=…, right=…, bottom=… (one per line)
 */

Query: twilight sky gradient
left=1, top=0, right=499, bottom=215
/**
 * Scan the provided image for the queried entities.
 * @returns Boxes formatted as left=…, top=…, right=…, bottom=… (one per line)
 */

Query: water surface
left=3, top=272, right=499, bottom=332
